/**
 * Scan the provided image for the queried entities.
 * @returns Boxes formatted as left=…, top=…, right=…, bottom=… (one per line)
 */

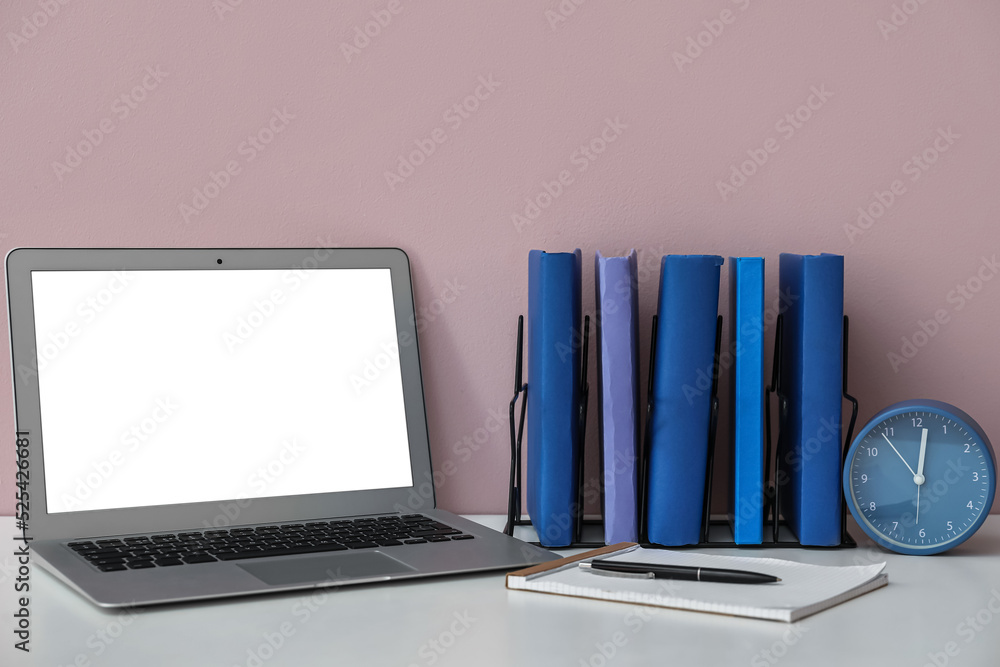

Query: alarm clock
left=843, top=399, right=996, bottom=555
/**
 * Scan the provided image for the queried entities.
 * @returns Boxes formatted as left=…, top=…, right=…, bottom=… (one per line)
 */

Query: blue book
left=727, top=257, right=765, bottom=545
left=778, top=253, right=844, bottom=546
left=646, top=255, right=723, bottom=546
left=595, top=250, right=640, bottom=544
left=527, top=249, right=582, bottom=547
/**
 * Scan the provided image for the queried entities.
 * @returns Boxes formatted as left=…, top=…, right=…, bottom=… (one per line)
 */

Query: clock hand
left=882, top=432, right=916, bottom=477
left=914, top=428, right=928, bottom=525
left=914, top=428, right=928, bottom=485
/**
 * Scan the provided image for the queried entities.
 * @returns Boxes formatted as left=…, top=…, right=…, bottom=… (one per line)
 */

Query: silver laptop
left=7, top=247, right=554, bottom=607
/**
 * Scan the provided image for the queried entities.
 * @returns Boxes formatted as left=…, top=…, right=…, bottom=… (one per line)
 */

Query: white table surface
left=2, top=515, right=999, bottom=667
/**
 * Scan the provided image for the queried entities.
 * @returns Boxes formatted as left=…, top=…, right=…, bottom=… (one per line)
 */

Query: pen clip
left=578, top=562, right=654, bottom=580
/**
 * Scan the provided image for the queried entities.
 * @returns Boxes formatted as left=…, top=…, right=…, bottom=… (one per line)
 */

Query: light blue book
left=595, top=250, right=640, bottom=544
left=728, top=257, right=765, bottom=544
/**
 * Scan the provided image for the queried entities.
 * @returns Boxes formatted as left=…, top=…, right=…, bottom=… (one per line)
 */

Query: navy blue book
left=527, top=249, right=582, bottom=547
left=778, top=253, right=844, bottom=546
left=727, top=257, right=765, bottom=545
left=646, top=255, right=723, bottom=546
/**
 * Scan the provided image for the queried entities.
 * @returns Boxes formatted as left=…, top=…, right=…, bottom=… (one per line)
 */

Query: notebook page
left=510, top=547, right=886, bottom=622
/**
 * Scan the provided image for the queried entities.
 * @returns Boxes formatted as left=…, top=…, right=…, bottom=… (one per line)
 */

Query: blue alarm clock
left=843, top=399, right=996, bottom=555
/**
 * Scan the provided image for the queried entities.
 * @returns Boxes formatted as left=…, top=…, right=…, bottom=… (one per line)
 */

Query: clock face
left=844, top=401, right=996, bottom=555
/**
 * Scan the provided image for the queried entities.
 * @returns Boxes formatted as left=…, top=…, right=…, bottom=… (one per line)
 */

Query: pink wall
left=2, top=1, right=999, bottom=516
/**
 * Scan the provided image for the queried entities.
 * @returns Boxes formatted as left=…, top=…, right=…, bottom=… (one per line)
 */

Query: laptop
left=6, top=247, right=555, bottom=607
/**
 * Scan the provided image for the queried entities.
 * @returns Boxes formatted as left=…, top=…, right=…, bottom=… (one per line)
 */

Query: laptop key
left=98, top=564, right=128, bottom=572
left=342, top=541, right=379, bottom=549
left=89, top=549, right=126, bottom=559
left=403, top=539, right=427, bottom=544
left=214, top=542, right=348, bottom=561
left=127, top=561, right=156, bottom=569
left=451, top=535, right=474, bottom=540
left=182, top=554, right=218, bottom=564
left=94, top=558, right=128, bottom=566
left=156, top=558, right=184, bottom=566
left=426, top=537, right=451, bottom=543
left=374, top=539, right=402, bottom=547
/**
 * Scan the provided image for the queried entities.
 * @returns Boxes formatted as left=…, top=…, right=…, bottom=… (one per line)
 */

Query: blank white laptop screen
left=30, top=268, right=414, bottom=514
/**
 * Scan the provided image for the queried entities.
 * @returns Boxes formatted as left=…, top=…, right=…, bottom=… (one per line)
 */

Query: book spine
left=526, top=249, right=582, bottom=547
left=778, top=253, right=844, bottom=546
left=646, top=255, right=723, bottom=546
left=728, top=257, right=765, bottom=544
left=595, top=251, right=640, bottom=544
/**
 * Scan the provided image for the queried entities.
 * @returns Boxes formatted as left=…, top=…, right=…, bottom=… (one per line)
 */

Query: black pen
left=579, top=560, right=780, bottom=584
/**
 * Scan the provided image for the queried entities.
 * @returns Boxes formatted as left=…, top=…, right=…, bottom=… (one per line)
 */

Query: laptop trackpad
left=238, top=552, right=416, bottom=586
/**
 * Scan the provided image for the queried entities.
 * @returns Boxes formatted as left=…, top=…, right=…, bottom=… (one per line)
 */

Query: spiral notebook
left=506, top=543, right=888, bottom=622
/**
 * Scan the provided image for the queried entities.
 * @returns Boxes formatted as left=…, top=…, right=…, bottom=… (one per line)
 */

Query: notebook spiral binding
left=503, top=313, right=858, bottom=550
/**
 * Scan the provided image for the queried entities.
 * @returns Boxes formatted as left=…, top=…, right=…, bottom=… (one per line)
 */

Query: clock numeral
left=964, top=444, right=970, bottom=453
left=919, top=528, right=926, bottom=538
left=866, top=447, right=878, bottom=457
left=973, top=472, right=979, bottom=481
left=967, top=501, right=974, bottom=510
left=892, top=522, right=898, bottom=530
left=912, top=417, right=923, bottom=427
left=883, top=427, right=894, bottom=437
left=946, top=521, right=953, bottom=531
left=869, top=502, right=876, bottom=511
left=943, top=425, right=947, bottom=434
left=861, top=474, right=868, bottom=483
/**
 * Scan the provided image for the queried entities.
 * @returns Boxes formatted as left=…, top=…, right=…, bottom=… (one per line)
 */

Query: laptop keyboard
left=66, top=514, right=475, bottom=572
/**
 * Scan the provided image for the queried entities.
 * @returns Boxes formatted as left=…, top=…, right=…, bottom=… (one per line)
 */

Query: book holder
left=504, top=312, right=858, bottom=550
